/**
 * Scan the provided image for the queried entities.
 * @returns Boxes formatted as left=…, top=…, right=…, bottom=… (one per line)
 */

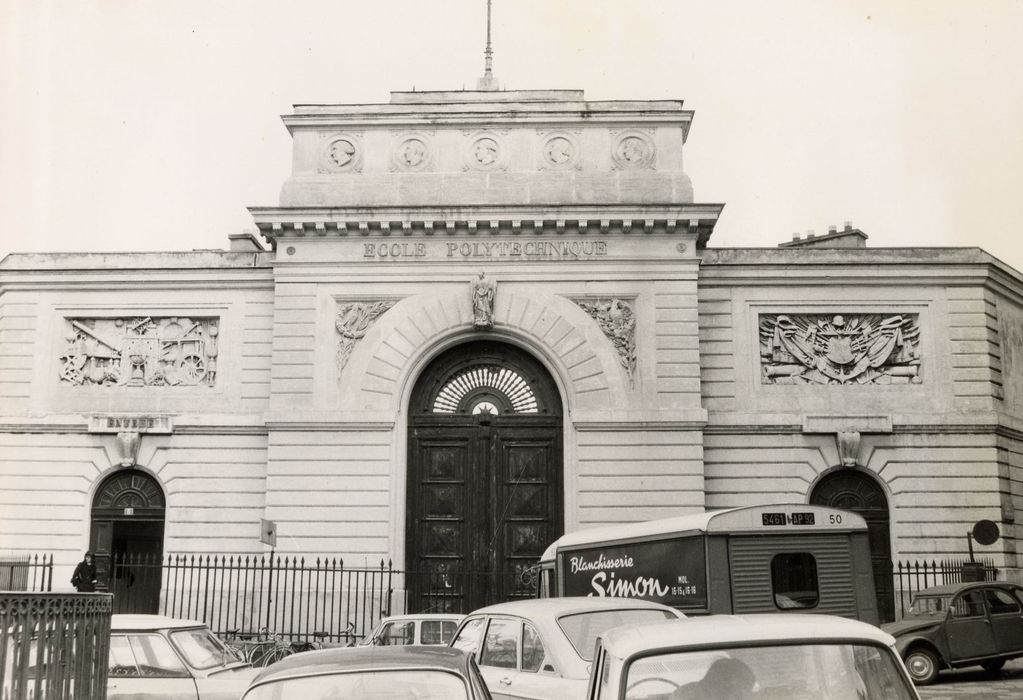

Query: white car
left=108, top=614, right=258, bottom=699
left=589, top=614, right=920, bottom=700
left=449, top=597, right=683, bottom=700
left=361, top=613, right=464, bottom=646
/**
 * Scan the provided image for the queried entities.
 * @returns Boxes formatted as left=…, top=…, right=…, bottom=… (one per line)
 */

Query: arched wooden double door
left=811, top=469, right=895, bottom=622
left=91, top=469, right=165, bottom=613
left=407, top=342, right=563, bottom=613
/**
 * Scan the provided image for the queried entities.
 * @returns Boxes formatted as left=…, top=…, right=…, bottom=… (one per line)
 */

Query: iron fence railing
left=0, top=555, right=53, bottom=593
left=893, top=558, right=998, bottom=618
left=0, top=592, right=112, bottom=700
left=105, top=552, right=393, bottom=644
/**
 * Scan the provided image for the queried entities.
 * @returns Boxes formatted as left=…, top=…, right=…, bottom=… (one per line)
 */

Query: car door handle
left=499, top=677, right=512, bottom=685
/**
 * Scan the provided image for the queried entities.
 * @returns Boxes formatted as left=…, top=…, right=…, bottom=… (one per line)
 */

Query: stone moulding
left=335, top=301, right=396, bottom=376
left=759, top=313, right=921, bottom=385
left=59, top=316, right=219, bottom=388
left=574, top=297, right=637, bottom=387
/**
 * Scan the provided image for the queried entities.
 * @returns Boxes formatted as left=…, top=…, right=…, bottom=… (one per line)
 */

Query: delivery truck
left=538, top=503, right=879, bottom=624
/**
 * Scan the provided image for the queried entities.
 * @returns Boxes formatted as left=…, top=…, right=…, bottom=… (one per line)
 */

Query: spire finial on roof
left=476, top=0, right=498, bottom=90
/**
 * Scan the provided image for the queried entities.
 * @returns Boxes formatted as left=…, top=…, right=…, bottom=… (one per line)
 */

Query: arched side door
left=407, top=341, right=564, bottom=613
left=91, top=470, right=166, bottom=613
left=811, top=469, right=894, bottom=622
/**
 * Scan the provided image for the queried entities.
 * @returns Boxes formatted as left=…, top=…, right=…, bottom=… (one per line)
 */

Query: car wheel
left=905, top=647, right=940, bottom=685
left=981, top=659, right=1006, bottom=673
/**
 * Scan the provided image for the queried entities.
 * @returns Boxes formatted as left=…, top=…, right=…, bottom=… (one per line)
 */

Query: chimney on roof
left=778, top=222, right=869, bottom=249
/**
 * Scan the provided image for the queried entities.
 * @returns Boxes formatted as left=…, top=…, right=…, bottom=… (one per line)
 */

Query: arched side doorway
left=91, top=469, right=166, bottom=613
left=811, top=469, right=895, bottom=622
left=407, top=341, right=563, bottom=613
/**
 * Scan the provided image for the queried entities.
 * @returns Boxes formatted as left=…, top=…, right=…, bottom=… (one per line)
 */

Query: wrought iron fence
left=894, top=558, right=998, bottom=618
left=0, top=555, right=53, bottom=593
left=0, top=592, right=112, bottom=700
left=105, top=552, right=393, bottom=644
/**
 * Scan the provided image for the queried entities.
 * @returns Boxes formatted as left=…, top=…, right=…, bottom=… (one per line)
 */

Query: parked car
left=241, top=645, right=492, bottom=699
left=449, top=597, right=683, bottom=700
left=361, top=613, right=464, bottom=646
left=589, top=614, right=920, bottom=700
left=882, top=580, right=1023, bottom=685
left=108, top=614, right=258, bottom=699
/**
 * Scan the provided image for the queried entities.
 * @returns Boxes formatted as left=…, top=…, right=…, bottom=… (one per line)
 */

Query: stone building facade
left=2, top=88, right=1022, bottom=620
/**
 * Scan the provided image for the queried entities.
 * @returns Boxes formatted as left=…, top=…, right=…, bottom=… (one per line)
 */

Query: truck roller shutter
left=728, top=534, right=858, bottom=618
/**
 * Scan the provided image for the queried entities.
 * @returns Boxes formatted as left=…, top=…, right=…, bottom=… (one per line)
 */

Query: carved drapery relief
left=760, top=313, right=921, bottom=385
left=336, top=301, right=395, bottom=374
left=59, top=317, right=219, bottom=387
left=471, top=272, right=496, bottom=330
left=576, top=298, right=637, bottom=386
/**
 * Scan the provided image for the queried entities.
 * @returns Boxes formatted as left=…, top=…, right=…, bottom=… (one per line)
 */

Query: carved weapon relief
left=59, top=317, right=219, bottom=387
left=335, top=301, right=395, bottom=375
left=576, top=298, right=637, bottom=387
left=759, top=313, right=921, bottom=385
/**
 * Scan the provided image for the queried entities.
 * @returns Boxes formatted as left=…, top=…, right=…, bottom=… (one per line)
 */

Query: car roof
left=111, top=614, right=206, bottom=631
left=248, top=646, right=471, bottom=688
left=466, top=596, right=682, bottom=618
left=913, top=581, right=1019, bottom=597
left=378, top=613, right=464, bottom=622
left=600, top=615, right=895, bottom=659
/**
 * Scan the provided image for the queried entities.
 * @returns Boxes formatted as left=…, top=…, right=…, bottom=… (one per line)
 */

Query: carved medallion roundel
left=612, top=131, right=655, bottom=170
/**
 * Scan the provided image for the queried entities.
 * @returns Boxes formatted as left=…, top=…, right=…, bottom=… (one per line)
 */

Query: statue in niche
left=760, top=313, right=921, bottom=385
left=472, top=272, right=496, bottom=330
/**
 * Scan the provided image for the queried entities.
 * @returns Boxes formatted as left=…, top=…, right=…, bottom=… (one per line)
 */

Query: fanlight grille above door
left=432, top=365, right=538, bottom=414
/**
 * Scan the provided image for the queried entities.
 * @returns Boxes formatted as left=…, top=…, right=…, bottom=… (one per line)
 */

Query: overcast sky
left=2, top=0, right=1022, bottom=269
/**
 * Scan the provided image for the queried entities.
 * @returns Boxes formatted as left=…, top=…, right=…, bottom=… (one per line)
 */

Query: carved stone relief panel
left=759, top=313, right=921, bottom=385
left=335, top=301, right=395, bottom=376
left=575, top=298, right=637, bottom=386
left=59, top=317, right=219, bottom=387
left=319, top=132, right=363, bottom=173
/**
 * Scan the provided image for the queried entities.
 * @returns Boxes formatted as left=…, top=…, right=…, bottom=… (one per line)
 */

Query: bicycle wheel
left=246, top=641, right=276, bottom=667
left=261, top=644, right=294, bottom=667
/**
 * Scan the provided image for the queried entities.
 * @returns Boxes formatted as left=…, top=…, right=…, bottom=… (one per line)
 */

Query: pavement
left=917, top=658, right=1023, bottom=699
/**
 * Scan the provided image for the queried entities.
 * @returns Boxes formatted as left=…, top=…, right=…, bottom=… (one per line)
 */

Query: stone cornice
left=249, top=203, right=723, bottom=249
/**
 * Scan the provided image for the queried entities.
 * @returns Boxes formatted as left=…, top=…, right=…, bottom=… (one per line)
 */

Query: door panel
left=985, top=588, right=1023, bottom=654
left=946, top=590, right=997, bottom=661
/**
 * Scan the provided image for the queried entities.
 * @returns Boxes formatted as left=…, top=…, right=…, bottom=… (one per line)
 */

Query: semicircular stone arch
left=344, top=289, right=627, bottom=414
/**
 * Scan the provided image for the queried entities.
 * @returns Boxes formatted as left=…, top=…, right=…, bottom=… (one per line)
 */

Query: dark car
left=241, top=645, right=492, bottom=700
left=882, top=581, right=1023, bottom=685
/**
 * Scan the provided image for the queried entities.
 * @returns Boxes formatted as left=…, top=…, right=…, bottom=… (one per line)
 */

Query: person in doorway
left=71, top=551, right=97, bottom=592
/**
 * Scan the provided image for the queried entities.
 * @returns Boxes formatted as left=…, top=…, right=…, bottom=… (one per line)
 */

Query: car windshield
left=623, top=643, right=915, bottom=700
left=908, top=595, right=952, bottom=616
left=558, top=609, right=676, bottom=661
left=243, top=669, right=469, bottom=700
left=169, top=628, right=240, bottom=669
